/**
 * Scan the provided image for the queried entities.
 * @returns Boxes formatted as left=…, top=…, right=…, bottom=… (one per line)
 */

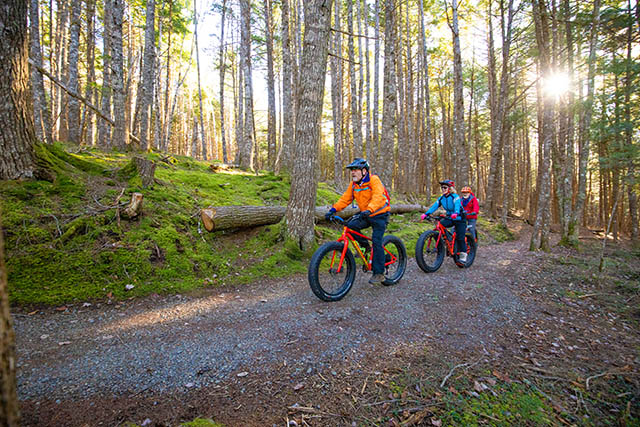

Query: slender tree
left=449, top=0, right=469, bottom=186
left=218, top=0, right=228, bottom=163
left=238, top=0, right=254, bottom=169
left=194, top=0, right=207, bottom=160
left=286, top=0, right=334, bottom=250
left=380, top=0, right=397, bottom=186
left=279, top=0, right=294, bottom=172
left=29, top=0, right=53, bottom=144
left=110, top=0, right=128, bottom=150
left=265, top=0, right=277, bottom=169
left=139, top=0, right=156, bottom=151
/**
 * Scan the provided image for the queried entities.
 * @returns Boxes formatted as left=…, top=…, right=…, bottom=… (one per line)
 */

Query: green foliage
left=443, top=383, right=553, bottom=425
left=179, top=418, right=224, bottom=427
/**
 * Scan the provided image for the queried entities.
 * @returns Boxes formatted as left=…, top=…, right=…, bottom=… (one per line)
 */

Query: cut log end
left=122, top=192, right=144, bottom=219
left=201, top=208, right=216, bottom=232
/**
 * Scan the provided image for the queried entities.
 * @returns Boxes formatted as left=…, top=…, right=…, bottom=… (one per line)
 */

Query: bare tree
left=285, top=0, right=334, bottom=250
left=139, top=0, right=156, bottom=151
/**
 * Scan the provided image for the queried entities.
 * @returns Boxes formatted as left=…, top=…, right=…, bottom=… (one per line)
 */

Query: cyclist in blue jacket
left=420, top=179, right=468, bottom=262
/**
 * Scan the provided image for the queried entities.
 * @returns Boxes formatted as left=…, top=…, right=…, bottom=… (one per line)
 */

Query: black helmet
left=346, top=158, right=370, bottom=171
left=439, top=179, right=455, bottom=187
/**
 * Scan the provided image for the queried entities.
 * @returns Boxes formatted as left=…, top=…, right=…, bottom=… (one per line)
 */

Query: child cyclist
left=420, top=180, right=468, bottom=262
left=461, top=186, right=479, bottom=239
left=325, top=158, right=391, bottom=285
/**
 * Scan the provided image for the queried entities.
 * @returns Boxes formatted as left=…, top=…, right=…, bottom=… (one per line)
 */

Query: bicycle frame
left=329, top=219, right=398, bottom=273
left=431, top=217, right=459, bottom=257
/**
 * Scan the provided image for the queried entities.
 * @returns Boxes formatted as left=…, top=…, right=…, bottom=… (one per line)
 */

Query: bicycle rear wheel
left=415, top=230, right=445, bottom=273
left=454, top=233, right=477, bottom=268
left=381, top=235, right=407, bottom=286
left=308, top=241, right=356, bottom=301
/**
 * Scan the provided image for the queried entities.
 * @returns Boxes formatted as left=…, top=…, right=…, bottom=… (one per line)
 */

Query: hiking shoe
left=369, top=273, right=384, bottom=285
left=458, top=252, right=467, bottom=263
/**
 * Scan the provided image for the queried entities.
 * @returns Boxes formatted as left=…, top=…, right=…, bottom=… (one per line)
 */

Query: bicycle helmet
left=346, top=158, right=370, bottom=171
left=461, top=186, right=472, bottom=193
left=439, top=179, right=455, bottom=188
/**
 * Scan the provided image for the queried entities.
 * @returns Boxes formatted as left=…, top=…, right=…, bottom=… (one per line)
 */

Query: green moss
left=179, top=418, right=224, bottom=427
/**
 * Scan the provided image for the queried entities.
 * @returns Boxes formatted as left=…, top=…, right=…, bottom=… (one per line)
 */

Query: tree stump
left=122, top=192, right=144, bottom=219
left=134, top=157, right=156, bottom=188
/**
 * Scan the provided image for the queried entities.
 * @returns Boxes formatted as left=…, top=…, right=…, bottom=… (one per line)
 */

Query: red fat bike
left=415, top=214, right=477, bottom=272
left=308, top=215, right=407, bottom=301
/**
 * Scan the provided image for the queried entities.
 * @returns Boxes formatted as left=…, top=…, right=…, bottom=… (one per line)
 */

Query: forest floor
left=13, top=220, right=640, bottom=426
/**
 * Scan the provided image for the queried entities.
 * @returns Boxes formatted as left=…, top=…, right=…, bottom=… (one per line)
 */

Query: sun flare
left=543, top=72, right=571, bottom=97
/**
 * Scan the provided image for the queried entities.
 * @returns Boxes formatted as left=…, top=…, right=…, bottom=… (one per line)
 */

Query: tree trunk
left=569, top=0, right=600, bottom=242
left=29, top=0, right=53, bottom=144
left=264, top=0, right=277, bottom=170
left=285, top=0, right=334, bottom=251
left=418, top=0, right=432, bottom=203
left=0, top=214, right=20, bottom=426
left=330, top=0, right=343, bottom=186
left=372, top=0, right=381, bottom=169
left=218, top=0, right=228, bottom=163
left=66, top=0, right=81, bottom=143
left=83, top=0, right=97, bottom=146
left=279, top=0, right=294, bottom=173
left=530, top=0, right=554, bottom=251
left=0, top=0, right=39, bottom=180
left=450, top=0, right=469, bottom=186
left=98, top=0, right=112, bottom=148
left=111, top=0, right=127, bottom=150
left=380, top=0, right=397, bottom=187
left=139, top=0, right=156, bottom=151
left=348, top=0, right=362, bottom=158
left=238, top=0, right=254, bottom=170
left=194, top=0, right=207, bottom=160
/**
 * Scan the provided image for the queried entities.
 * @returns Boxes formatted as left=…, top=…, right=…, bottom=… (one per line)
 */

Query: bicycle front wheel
left=415, top=230, right=445, bottom=273
left=308, top=241, right=356, bottom=301
left=381, top=235, right=407, bottom=285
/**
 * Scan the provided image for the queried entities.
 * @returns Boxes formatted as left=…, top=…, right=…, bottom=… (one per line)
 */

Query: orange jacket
left=332, top=173, right=391, bottom=216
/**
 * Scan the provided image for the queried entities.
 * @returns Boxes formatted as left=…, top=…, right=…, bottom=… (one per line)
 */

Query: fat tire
left=308, top=241, right=356, bottom=301
left=454, top=233, right=477, bottom=268
left=381, top=235, right=407, bottom=286
left=415, top=230, right=445, bottom=273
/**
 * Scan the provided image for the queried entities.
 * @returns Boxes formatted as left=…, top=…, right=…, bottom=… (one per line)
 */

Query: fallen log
left=122, top=192, right=144, bottom=219
left=201, top=204, right=426, bottom=232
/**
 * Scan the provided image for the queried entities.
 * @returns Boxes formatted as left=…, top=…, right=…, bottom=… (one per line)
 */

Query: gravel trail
left=15, top=225, right=541, bottom=401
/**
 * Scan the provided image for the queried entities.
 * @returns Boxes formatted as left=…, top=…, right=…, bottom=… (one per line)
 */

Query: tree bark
left=265, top=0, right=277, bottom=170
left=450, top=0, right=469, bottom=186
left=372, top=0, right=381, bottom=169
left=380, top=0, right=397, bottom=187
left=0, top=214, right=20, bottom=426
left=218, top=0, right=228, bottom=163
left=278, top=0, right=294, bottom=173
left=194, top=0, right=207, bottom=160
left=330, top=0, right=344, bottom=186
left=110, top=0, right=128, bottom=150
left=66, top=0, right=81, bottom=143
left=348, top=0, right=362, bottom=158
left=238, top=0, right=255, bottom=170
left=285, top=0, right=334, bottom=250
left=569, top=0, right=600, bottom=242
left=418, top=0, right=432, bottom=203
left=29, top=0, right=53, bottom=144
left=83, top=0, right=97, bottom=146
left=139, top=0, right=156, bottom=151
left=98, top=0, right=113, bottom=149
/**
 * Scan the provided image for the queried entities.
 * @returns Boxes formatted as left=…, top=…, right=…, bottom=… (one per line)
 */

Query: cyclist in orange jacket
left=325, top=158, right=391, bottom=285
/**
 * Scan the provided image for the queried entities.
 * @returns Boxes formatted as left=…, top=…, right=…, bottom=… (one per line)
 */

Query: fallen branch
left=440, top=359, right=482, bottom=388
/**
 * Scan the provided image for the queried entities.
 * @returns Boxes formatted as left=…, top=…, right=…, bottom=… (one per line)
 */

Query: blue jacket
left=425, top=193, right=464, bottom=221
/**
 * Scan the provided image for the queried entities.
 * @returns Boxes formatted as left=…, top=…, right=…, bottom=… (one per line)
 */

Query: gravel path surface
left=15, top=225, right=542, bottom=402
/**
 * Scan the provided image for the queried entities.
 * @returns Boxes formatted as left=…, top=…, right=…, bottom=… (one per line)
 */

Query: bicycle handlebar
left=329, top=215, right=345, bottom=224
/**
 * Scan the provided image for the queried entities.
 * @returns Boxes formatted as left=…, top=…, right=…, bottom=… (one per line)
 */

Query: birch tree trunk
left=569, top=0, right=600, bottom=242
left=380, top=0, right=397, bottom=187
left=450, top=0, right=469, bottom=186
left=67, top=0, right=81, bottom=143
left=285, top=0, right=334, bottom=250
left=29, top=0, right=53, bottom=144
left=265, top=0, right=277, bottom=169
left=218, top=0, right=228, bottom=163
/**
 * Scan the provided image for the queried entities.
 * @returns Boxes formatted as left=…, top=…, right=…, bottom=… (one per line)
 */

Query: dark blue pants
left=440, top=218, right=467, bottom=253
left=346, top=212, right=389, bottom=274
